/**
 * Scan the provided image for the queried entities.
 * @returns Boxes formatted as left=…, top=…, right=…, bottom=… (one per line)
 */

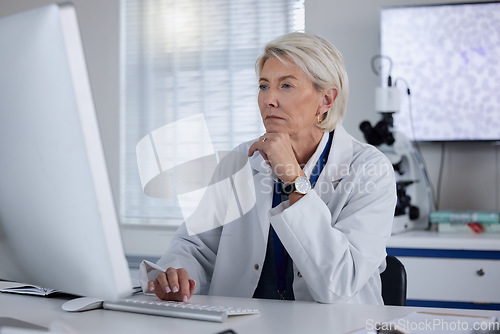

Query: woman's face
left=258, top=57, right=325, bottom=138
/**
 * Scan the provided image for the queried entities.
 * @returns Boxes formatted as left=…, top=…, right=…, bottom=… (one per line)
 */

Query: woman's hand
left=248, top=132, right=303, bottom=184
left=148, top=267, right=196, bottom=302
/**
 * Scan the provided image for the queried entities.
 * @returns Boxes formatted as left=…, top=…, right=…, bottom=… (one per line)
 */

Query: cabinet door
left=399, top=257, right=500, bottom=303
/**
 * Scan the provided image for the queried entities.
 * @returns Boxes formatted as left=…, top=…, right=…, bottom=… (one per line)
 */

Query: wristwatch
left=282, top=176, right=311, bottom=195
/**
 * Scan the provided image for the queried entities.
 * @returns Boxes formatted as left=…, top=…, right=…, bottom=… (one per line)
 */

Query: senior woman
left=145, top=32, right=397, bottom=304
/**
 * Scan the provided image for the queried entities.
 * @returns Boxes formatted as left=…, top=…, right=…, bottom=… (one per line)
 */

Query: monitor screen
left=0, top=4, right=132, bottom=300
left=380, top=2, right=500, bottom=141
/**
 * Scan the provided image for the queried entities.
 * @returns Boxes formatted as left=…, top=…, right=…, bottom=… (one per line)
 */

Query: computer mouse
left=62, top=297, right=104, bottom=312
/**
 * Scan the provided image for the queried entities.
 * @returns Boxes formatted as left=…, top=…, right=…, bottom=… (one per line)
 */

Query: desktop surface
left=1, top=282, right=498, bottom=334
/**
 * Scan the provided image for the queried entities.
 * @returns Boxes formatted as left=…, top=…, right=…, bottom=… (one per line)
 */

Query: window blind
left=120, top=0, right=305, bottom=225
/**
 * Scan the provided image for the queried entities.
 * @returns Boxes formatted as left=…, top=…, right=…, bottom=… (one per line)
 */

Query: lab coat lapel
left=315, top=125, right=353, bottom=203
left=248, top=153, right=274, bottom=242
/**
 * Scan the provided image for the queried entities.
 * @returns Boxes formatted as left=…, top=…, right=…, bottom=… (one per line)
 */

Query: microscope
left=360, top=76, right=433, bottom=234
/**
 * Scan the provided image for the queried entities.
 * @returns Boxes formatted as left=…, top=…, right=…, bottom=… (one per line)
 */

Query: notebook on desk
left=0, top=283, right=60, bottom=297
left=350, top=311, right=499, bottom=334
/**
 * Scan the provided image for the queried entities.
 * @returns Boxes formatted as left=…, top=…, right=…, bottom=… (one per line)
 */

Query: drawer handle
left=476, top=268, right=485, bottom=277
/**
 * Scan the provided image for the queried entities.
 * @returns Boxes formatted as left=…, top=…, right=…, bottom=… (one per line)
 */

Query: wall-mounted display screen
left=380, top=2, right=500, bottom=141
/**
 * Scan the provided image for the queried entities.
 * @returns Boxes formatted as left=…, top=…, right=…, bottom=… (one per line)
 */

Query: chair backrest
left=380, top=255, right=407, bottom=306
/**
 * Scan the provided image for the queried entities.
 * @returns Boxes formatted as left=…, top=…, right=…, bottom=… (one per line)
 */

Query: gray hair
left=255, top=32, right=349, bottom=132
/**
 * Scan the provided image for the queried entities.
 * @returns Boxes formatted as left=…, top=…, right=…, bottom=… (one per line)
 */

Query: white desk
left=1, top=285, right=499, bottom=334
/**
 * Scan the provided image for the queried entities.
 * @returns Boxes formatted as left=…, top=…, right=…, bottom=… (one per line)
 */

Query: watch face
left=295, top=176, right=311, bottom=194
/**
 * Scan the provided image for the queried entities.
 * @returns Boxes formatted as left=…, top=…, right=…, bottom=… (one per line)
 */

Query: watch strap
left=282, top=182, right=295, bottom=195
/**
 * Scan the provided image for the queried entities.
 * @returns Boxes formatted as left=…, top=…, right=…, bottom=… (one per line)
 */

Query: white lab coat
left=149, top=125, right=397, bottom=304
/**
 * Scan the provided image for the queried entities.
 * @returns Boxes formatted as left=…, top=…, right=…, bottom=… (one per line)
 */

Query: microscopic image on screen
left=380, top=3, right=500, bottom=141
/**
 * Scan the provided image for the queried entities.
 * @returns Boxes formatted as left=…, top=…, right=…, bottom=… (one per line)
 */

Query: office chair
left=380, top=255, right=407, bottom=306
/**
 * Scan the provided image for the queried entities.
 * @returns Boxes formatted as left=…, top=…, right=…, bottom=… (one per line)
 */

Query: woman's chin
left=264, top=124, right=287, bottom=134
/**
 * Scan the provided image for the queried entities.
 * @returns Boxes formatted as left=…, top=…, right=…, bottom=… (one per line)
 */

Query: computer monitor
left=0, top=4, right=133, bottom=301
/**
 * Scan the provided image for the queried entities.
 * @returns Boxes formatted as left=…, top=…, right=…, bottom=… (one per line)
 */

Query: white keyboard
left=103, top=294, right=259, bottom=323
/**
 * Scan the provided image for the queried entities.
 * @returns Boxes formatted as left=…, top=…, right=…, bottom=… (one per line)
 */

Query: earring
left=317, top=114, right=323, bottom=125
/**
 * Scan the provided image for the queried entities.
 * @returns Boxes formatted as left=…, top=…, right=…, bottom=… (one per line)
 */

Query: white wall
left=1, top=1, right=499, bottom=256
